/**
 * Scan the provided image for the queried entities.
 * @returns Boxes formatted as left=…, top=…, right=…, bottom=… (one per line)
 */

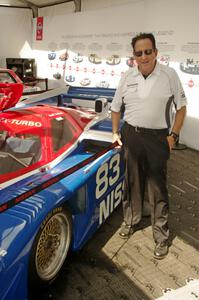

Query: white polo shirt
left=111, top=62, right=187, bottom=129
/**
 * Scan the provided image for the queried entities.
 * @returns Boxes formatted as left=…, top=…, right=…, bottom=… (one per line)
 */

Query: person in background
left=111, top=32, right=187, bottom=259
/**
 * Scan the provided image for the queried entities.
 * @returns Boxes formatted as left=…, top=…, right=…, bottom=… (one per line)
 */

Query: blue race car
left=0, top=86, right=124, bottom=300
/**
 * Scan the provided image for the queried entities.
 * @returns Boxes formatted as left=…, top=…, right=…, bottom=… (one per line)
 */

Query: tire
left=29, top=206, right=72, bottom=287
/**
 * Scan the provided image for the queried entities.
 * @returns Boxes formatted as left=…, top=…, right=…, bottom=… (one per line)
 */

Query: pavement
left=33, top=147, right=199, bottom=300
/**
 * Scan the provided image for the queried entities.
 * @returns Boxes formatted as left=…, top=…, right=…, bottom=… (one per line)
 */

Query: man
left=111, top=32, right=187, bottom=259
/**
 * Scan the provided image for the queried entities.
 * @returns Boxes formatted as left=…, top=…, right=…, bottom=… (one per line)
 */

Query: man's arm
left=167, top=105, right=186, bottom=149
left=171, top=105, right=186, bottom=134
left=111, top=111, right=121, bottom=133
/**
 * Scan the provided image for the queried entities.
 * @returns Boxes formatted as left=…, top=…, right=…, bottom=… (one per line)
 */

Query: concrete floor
left=31, top=147, right=199, bottom=300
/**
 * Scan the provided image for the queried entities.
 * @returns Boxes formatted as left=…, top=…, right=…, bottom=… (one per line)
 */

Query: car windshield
left=0, top=131, right=41, bottom=175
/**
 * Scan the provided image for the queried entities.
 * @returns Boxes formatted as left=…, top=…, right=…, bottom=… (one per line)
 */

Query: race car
left=106, top=54, right=121, bottom=65
left=96, top=80, right=110, bottom=88
left=48, top=52, right=56, bottom=60
left=80, top=77, right=91, bottom=86
left=0, top=85, right=124, bottom=300
left=0, top=68, right=40, bottom=94
left=180, top=58, right=199, bottom=75
left=73, top=53, right=83, bottom=63
left=65, top=74, right=75, bottom=83
left=88, top=53, right=102, bottom=64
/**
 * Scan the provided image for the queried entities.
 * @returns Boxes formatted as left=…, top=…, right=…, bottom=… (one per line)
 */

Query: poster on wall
left=32, top=1, right=145, bottom=88
left=33, top=33, right=136, bottom=89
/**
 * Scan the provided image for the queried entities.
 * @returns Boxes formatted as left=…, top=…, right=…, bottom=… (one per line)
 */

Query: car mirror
left=95, top=97, right=108, bottom=113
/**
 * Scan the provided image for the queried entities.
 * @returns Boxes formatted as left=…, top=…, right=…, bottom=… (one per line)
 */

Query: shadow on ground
left=29, top=207, right=151, bottom=300
left=168, top=148, right=199, bottom=250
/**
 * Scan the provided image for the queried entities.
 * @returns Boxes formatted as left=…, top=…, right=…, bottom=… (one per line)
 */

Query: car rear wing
left=17, top=86, right=116, bottom=112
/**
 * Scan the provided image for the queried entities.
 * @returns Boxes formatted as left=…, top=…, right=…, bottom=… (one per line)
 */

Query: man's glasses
left=134, top=49, right=153, bottom=57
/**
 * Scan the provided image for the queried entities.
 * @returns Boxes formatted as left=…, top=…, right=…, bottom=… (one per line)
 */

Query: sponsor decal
left=95, top=153, right=125, bottom=224
left=49, top=112, right=63, bottom=117
left=99, top=180, right=124, bottom=224
left=181, top=90, right=186, bottom=97
left=0, top=118, right=42, bottom=127
left=127, top=83, right=138, bottom=87
left=127, top=82, right=138, bottom=92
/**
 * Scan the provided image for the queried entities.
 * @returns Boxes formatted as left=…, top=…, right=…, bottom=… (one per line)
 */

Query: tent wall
left=0, top=7, right=32, bottom=67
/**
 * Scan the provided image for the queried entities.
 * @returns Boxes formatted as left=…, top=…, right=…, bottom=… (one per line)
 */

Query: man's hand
left=112, top=132, right=122, bottom=147
left=167, top=135, right=176, bottom=151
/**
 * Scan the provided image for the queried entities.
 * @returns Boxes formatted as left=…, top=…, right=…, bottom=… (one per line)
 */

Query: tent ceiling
left=0, top=0, right=79, bottom=8
left=20, top=0, right=74, bottom=8
left=0, top=0, right=81, bottom=16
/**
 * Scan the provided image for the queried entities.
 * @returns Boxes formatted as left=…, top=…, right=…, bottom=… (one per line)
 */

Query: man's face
left=133, top=38, right=158, bottom=76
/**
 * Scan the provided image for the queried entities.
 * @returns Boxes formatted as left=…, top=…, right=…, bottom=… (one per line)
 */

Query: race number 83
left=95, top=153, right=120, bottom=199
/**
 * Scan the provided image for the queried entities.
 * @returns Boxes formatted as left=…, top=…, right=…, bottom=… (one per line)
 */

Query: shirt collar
left=152, top=61, right=161, bottom=76
left=134, top=61, right=161, bottom=78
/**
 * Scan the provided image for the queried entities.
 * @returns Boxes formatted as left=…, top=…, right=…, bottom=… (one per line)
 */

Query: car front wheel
left=29, top=206, right=72, bottom=287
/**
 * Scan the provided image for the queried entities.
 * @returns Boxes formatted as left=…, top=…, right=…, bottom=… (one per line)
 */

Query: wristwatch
left=169, top=131, right=179, bottom=142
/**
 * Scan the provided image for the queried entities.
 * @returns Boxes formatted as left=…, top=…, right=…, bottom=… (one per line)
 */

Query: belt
left=131, top=125, right=168, bottom=135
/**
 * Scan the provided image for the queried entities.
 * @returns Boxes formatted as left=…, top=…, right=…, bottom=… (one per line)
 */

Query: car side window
left=51, top=117, right=75, bottom=152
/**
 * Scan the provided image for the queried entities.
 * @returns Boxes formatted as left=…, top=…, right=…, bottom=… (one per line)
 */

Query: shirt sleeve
left=110, top=74, right=126, bottom=112
left=170, top=68, right=187, bottom=110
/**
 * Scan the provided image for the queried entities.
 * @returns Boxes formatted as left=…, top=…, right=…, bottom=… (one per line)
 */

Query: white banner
left=32, top=0, right=199, bottom=149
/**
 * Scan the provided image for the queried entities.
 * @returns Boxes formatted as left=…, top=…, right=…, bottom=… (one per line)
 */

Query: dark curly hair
left=131, top=32, right=156, bottom=50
